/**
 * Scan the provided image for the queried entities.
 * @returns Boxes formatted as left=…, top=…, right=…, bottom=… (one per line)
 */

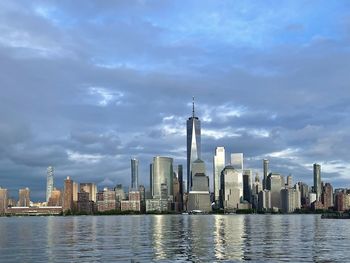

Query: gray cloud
left=0, top=1, right=350, bottom=201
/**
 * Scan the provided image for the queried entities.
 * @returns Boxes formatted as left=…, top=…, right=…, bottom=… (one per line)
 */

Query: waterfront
left=0, top=214, right=349, bottom=262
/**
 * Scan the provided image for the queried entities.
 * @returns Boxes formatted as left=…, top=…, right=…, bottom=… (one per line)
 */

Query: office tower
left=220, top=166, right=243, bottom=211
left=115, top=184, right=126, bottom=201
left=286, top=175, right=292, bottom=188
left=334, top=192, right=345, bottom=211
left=188, top=159, right=211, bottom=212
left=321, top=182, right=333, bottom=209
left=231, top=153, right=243, bottom=170
left=177, top=165, right=184, bottom=209
left=63, top=176, right=73, bottom=212
left=0, top=187, right=8, bottom=214
left=131, top=158, right=139, bottom=190
left=73, top=182, right=79, bottom=202
left=139, top=185, right=146, bottom=212
left=151, top=156, right=174, bottom=200
left=308, top=192, right=317, bottom=206
left=149, top=164, right=153, bottom=196
left=173, top=173, right=182, bottom=212
left=213, top=147, right=225, bottom=204
left=80, top=183, right=97, bottom=202
left=281, top=185, right=301, bottom=213
left=243, top=170, right=252, bottom=203
left=252, top=173, right=262, bottom=195
left=77, top=192, right=94, bottom=214
left=48, top=188, right=62, bottom=206
left=263, top=159, right=269, bottom=190
left=187, top=97, right=201, bottom=192
left=298, top=182, right=309, bottom=206
left=252, top=173, right=262, bottom=209
left=114, top=184, right=126, bottom=210
left=313, top=163, right=321, bottom=201
left=46, top=166, right=54, bottom=202
left=258, top=190, right=271, bottom=211
left=18, top=187, right=30, bottom=207
left=266, top=173, right=284, bottom=209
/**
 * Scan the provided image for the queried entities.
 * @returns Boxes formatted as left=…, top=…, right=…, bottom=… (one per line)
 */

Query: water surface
left=0, top=214, right=349, bottom=262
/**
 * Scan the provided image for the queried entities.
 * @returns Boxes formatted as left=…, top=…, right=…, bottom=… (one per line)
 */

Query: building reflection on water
left=214, top=215, right=244, bottom=260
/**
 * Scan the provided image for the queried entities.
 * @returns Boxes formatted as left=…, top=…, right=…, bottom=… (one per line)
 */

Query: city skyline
left=1, top=1, right=350, bottom=201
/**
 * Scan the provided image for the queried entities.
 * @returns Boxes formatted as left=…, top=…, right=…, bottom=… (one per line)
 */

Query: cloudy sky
left=1, top=1, right=350, bottom=201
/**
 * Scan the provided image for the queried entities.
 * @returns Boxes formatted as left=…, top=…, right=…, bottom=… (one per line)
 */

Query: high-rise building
left=46, top=166, right=54, bottom=202
left=220, top=166, right=243, bottom=211
left=151, top=156, right=174, bottom=200
left=243, top=170, right=252, bottom=203
left=63, top=176, right=73, bottom=212
left=258, top=190, right=271, bottom=211
left=114, top=184, right=126, bottom=210
left=80, top=183, right=97, bottom=202
left=18, top=187, right=30, bottom=207
left=266, top=173, right=284, bottom=209
left=187, top=97, right=201, bottom=192
left=334, top=192, right=345, bottom=212
left=73, top=182, right=79, bottom=202
left=188, top=159, right=211, bottom=212
left=131, top=158, right=139, bottom=190
left=213, top=147, right=225, bottom=204
left=121, top=191, right=141, bottom=212
left=313, top=163, right=321, bottom=201
left=97, top=188, right=116, bottom=212
left=263, top=159, right=269, bottom=190
left=281, top=185, right=301, bottom=213
left=321, top=182, right=333, bottom=209
left=77, top=192, right=94, bottom=214
left=0, top=187, right=8, bottom=214
left=252, top=173, right=262, bottom=209
left=177, top=165, right=184, bottom=210
left=231, top=153, right=243, bottom=170
left=48, top=188, right=62, bottom=206
left=298, top=182, right=309, bottom=206
left=286, top=175, right=292, bottom=188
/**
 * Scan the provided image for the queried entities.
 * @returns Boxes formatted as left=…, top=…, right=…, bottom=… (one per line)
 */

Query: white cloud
left=88, top=86, right=124, bottom=106
left=66, top=150, right=104, bottom=164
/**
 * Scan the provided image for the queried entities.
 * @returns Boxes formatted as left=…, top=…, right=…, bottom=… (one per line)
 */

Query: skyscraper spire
left=192, top=96, right=195, bottom=118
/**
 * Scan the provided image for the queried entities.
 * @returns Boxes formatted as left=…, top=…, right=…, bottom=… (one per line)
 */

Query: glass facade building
left=46, top=166, right=54, bottom=202
left=151, top=157, right=174, bottom=200
left=186, top=99, right=201, bottom=192
left=131, top=158, right=139, bottom=190
left=213, top=147, right=225, bottom=204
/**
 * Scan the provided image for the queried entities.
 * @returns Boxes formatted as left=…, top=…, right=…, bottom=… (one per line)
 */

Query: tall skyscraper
left=263, top=159, right=269, bottom=190
left=18, top=187, right=30, bottom=207
left=151, top=156, right=174, bottom=200
left=266, top=173, right=284, bottom=209
left=187, top=97, right=201, bottom=192
left=231, top=153, right=243, bottom=170
left=131, top=158, right=139, bottom=190
left=286, top=175, right=293, bottom=188
left=177, top=164, right=184, bottom=209
left=80, top=183, right=97, bottom=202
left=213, top=147, right=225, bottom=204
left=0, top=187, right=8, bottom=214
left=188, top=159, right=211, bottom=212
left=63, top=176, right=73, bottom=212
left=46, top=166, right=54, bottom=202
left=220, top=165, right=243, bottom=211
left=313, top=163, right=321, bottom=201
left=243, top=169, right=252, bottom=203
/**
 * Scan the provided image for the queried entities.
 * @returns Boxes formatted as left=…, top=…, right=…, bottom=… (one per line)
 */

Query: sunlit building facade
left=46, top=166, right=54, bottom=202
left=213, top=147, right=225, bottom=204
left=187, top=98, right=201, bottom=192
